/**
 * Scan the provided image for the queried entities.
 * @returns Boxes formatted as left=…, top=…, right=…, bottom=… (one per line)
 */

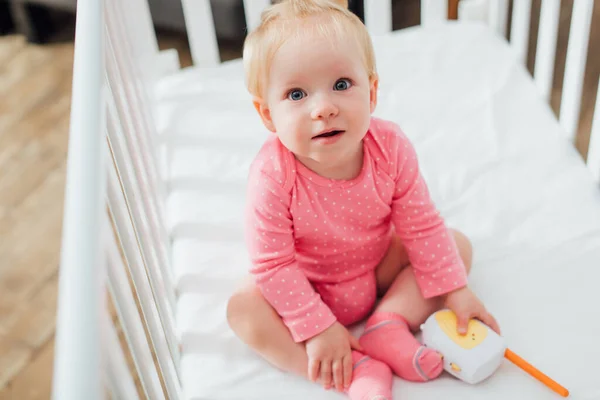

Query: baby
left=227, top=0, right=501, bottom=399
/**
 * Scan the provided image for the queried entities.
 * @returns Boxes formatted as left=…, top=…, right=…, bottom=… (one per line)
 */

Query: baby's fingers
left=455, top=311, right=473, bottom=335
left=308, top=358, right=320, bottom=382
left=332, top=359, right=344, bottom=391
left=481, top=311, right=501, bottom=335
left=320, top=359, right=333, bottom=390
left=342, top=352, right=353, bottom=390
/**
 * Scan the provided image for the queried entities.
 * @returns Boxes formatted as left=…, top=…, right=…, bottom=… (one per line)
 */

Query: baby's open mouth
left=313, top=130, right=344, bottom=139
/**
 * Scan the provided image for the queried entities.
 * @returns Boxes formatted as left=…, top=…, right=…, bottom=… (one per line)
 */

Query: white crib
left=51, top=0, right=600, bottom=399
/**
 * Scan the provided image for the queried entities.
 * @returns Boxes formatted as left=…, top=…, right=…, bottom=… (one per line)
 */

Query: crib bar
left=106, top=1, right=173, bottom=266
left=420, top=0, right=448, bottom=26
left=106, top=216, right=167, bottom=400
left=106, top=97, right=182, bottom=381
left=364, top=0, right=392, bottom=34
left=510, top=0, right=531, bottom=65
left=181, top=0, right=220, bottom=66
left=107, top=159, right=183, bottom=398
left=104, top=63, right=176, bottom=313
left=457, top=0, right=489, bottom=23
left=589, top=79, right=600, bottom=183
left=107, top=0, right=167, bottom=203
left=119, top=0, right=159, bottom=63
left=105, top=24, right=176, bottom=306
left=243, top=0, right=270, bottom=32
left=51, top=0, right=105, bottom=398
left=488, top=0, right=509, bottom=38
left=104, top=310, right=141, bottom=400
left=534, top=0, right=561, bottom=101
left=559, top=0, right=594, bottom=140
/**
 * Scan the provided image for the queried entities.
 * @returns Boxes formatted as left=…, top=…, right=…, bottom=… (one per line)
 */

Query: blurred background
left=0, top=0, right=598, bottom=398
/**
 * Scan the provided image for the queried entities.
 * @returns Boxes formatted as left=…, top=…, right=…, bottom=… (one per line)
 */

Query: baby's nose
left=311, top=98, right=338, bottom=120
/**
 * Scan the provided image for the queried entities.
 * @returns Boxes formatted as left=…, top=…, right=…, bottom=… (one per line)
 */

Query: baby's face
left=256, top=26, right=377, bottom=169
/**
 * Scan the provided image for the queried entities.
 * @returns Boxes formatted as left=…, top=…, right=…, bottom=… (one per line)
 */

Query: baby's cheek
left=286, top=120, right=309, bottom=146
left=342, top=100, right=370, bottom=130
left=277, top=124, right=307, bottom=155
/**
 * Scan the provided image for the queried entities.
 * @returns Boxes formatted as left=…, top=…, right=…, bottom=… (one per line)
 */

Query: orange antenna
left=504, top=349, right=569, bottom=397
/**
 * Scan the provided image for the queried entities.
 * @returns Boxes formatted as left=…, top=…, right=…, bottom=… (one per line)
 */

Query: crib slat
left=105, top=15, right=175, bottom=306
left=181, top=0, right=220, bottom=66
left=108, top=0, right=168, bottom=181
left=588, top=79, right=600, bottom=183
left=106, top=216, right=167, bottom=400
left=104, top=309, right=141, bottom=400
left=488, top=0, right=509, bottom=38
left=510, top=0, right=531, bottom=65
left=364, top=0, right=392, bottom=34
left=533, top=0, right=561, bottom=101
left=243, top=0, right=270, bottom=32
left=105, top=0, right=169, bottom=228
left=119, top=0, right=159, bottom=63
left=106, top=97, right=182, bottom=389
left=52, top=0, right=105, bottom=398
left=457, top=0, right=488, bottom=23
left=105, top=4, right=182, bottom=390
left=104, top=61, right=175, bottom=311
left=559, top=0, right=594, bottom=141
left=107, top=157, right=182, bottom=398
left=420, top=0, right=447, bottom=26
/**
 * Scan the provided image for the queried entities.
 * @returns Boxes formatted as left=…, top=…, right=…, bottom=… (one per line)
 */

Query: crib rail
left=53, top=0, right=182, bottom=398
left=534, top=0, right=561, bottom=101
left=459, top=0, right=599, bottom=181
left=103, top=0, right=185, bottom=389
left=104, top=0, right=181, bottom=371
left=559, top=0, right=595, bottom=142
left=180, top=0, right=453, bottom=66
left=510, top=0, right=532, bottom=64
left=52, top=0, right=105, bottom=397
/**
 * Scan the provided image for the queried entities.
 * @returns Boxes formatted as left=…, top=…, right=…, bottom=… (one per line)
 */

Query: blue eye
left=334, top=79, right=351, bottom=91
left=288, top=89, right=305, bottom=101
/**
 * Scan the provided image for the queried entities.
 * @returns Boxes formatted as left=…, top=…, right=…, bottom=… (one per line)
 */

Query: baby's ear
left=369, top=75, right=379, bottom=113
left=252, top=97, right=276, bottom=132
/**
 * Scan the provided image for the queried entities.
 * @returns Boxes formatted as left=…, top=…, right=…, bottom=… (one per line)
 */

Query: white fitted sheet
left=154, top=22, right=600, bottom=400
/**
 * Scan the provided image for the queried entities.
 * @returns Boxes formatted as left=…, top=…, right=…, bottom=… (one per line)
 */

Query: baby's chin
left=309, top=139, right=364, bottom=161
left=300, top=146, right=364, bottom=180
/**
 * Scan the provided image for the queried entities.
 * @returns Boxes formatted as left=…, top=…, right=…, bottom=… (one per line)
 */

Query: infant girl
left=226, top=1, right=500, bottom=399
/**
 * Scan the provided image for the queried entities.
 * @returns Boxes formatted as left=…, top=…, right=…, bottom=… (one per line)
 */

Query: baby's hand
left=444, top=286, right=501, bottom=335
left=305, top=322, right=362, bottom=392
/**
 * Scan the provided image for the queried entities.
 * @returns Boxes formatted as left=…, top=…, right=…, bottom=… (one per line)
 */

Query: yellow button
left=450, top=363, right=461, bottom=372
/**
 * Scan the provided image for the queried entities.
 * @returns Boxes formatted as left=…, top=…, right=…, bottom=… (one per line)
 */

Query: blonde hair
left=242, top=0, right=377, bottom=98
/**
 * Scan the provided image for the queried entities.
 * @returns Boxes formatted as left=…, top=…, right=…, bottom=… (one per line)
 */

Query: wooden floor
left=0, top=33, right=73, bottom=399
left=0, top=2, right=598, bottom=399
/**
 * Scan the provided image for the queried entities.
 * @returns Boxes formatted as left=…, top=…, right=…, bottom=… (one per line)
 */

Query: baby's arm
left=388, top=126, right=468, bottom=299
left=245, top=170, right=337, bottom=343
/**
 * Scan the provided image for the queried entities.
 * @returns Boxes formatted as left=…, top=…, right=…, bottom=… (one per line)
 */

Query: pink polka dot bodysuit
left=245, top=117, right=468, bottom=342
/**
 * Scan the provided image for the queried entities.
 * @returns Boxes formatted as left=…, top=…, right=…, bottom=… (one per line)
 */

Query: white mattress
left=154, top=22, right=600, bottom=400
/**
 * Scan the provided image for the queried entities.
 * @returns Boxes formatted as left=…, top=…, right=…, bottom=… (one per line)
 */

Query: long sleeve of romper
left=388, top=125, right=468, bottom=299
left=245, top=168, right=337, bottom=343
